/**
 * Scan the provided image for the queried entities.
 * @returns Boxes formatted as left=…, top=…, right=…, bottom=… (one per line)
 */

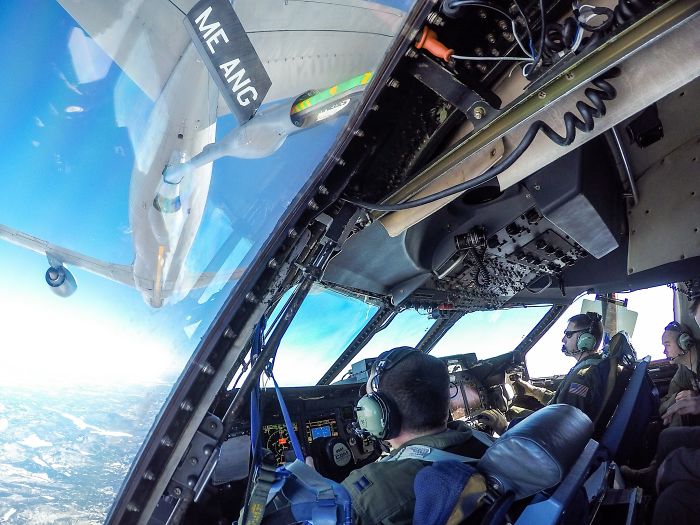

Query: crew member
left=658, top=321, right=700, bottom=427
left=342, top=347, right=491, bottom=525
left=652, top=294, right=700, bottom=525
left=516, top=312, right=609, bottom=421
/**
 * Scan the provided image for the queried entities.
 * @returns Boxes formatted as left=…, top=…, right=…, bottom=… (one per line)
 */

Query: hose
left=342, top=68, right=620, bottom=212
left=614, top=0, right=656, bottom=25
left=540, top=0, right=655, bottom=67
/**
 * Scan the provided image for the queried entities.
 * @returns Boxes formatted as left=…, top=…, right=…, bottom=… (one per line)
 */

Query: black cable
left=447, top=0, right=535, bottom=61
left=541, top=16, right=579, bottom=64
left=471, top=247, right=491, bottom=287
left=342, top=68, right=619, bottom=212
left=613, top=0, right=655, bottom=26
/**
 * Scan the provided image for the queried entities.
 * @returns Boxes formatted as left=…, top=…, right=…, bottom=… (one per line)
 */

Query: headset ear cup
left=356, top=393, right=401, bottom=440
left=678, top=332, right=693, bottom=353
left=377, top=393, right=401, bottom=440
left=355, top=395, right=386, bottom=439
left=577, top=332, right=596, bottom=352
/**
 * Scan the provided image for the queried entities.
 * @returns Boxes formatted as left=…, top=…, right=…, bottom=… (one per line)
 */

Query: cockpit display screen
left=306, top=418, right=338, bottom=443
left=262, top=422, right=299, bottom=465
left=311, top=425, right=332, bottom=439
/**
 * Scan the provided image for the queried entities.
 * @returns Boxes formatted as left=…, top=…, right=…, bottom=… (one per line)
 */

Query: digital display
left=262, top=422, right=299, bottom=466
left=306, top=418, right=338, bottom=443
left=311, top=425, right=332, bottom=439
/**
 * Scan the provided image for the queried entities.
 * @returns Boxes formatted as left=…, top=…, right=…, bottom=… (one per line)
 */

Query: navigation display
left=262, top=422, right=299, bottom=465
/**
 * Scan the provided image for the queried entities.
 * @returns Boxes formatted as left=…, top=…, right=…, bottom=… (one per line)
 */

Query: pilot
left=342, top=347, right=491, bottom=525
left=658, top=320, right=700, bottom=427
left=515, top=312, right=609, bottom=421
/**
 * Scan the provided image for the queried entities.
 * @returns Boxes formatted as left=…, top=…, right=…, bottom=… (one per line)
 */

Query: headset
left=665, top=321, right=695, bottom=355
left=354, top=347, right=417, bottom=440
left=564, top=312, right=602, bottom=356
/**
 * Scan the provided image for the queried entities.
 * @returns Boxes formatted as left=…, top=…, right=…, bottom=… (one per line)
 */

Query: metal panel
left=627, top=138, right=700, bottom=274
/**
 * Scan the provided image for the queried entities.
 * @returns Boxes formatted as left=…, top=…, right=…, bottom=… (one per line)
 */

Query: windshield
left=330, top=308, right=436, bottom=383
left=0, top=1, right=412, bottom=521
left=273, top=286, right=378, bottom=386
left=430, top=306, right=551, bottom=359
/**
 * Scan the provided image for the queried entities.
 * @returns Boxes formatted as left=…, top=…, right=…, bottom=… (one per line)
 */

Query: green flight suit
left=341, top=422, right=490, bottom=525
left=529, top=355, right=610, bottom=422
left=659, top=361, right=700, bottom=426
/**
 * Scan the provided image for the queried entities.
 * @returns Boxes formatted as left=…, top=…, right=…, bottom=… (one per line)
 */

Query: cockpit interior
left=125, top=0, right=700, bottom=522
left=2, top=0, right=700, bottom=524
left=109, top=0, right=700, bottom=522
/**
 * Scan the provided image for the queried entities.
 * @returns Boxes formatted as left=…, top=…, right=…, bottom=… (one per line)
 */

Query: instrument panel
left=249, top=352, right=515, bottom=467
left=256, top=383, right=376, bottom=468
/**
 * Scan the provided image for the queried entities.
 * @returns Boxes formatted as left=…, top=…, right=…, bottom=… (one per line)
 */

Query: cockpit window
left=526, top=286, right=674, bottom=378
left=0, top=0, right=414, bottom=520
left=430, top=306, right=551, bottom=359
left=331, top=308, right=436, bottom=383
left=273, top=286, right=378, bottom=386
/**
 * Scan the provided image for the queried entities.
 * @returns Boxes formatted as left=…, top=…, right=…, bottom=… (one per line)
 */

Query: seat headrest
left=607, top=331, right=637, bottom=366
left=477, top=404, right=593, bottom=499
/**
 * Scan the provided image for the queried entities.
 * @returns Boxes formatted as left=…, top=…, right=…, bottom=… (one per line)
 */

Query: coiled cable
left=342, top=68, right=620, bottom=212
left=540, top=0, right=654, bottom=68
left=613, top=0, right=655, bottom=26
left=542, top=17, right=579, bottom=65
left=470, top=247, right=492, bottom=287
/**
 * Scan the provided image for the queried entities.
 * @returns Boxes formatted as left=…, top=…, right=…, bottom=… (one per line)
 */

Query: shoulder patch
left=353, top=475, right=373, bottom=493
left=568, top=383, right=589, bottom=397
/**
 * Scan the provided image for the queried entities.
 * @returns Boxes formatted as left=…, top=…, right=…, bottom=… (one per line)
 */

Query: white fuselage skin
left=58, top=0, right=404, bottom=307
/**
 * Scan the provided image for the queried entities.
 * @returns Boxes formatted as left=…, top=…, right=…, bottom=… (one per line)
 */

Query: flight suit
left=652, top=446, right=700, bottom=525
left=659, top=361, right=700, bottom=426
left=341, top=422, right=490, bottom=525
left=530, top=355, right=610, bottom=422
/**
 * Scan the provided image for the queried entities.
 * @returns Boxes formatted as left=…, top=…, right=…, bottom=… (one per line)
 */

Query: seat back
left=599, top=356, right=658, bottom=463
left=514, top=439, right=599, bottom=525
left=478, top=404, right=593, bottom=500
left=592, top=332, right=637, bottom=438
left=414, top=405, right=593, bottom=525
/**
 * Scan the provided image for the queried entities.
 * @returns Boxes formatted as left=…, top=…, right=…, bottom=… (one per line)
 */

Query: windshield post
left=419, top=310, right=466, bottom=353
left=317, top=306, right=398, bottom=385
left=220, top=238, right=337, bottom=435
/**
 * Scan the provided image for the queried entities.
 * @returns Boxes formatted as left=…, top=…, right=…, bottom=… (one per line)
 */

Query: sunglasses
left=564, top=328, right=589, bottom=338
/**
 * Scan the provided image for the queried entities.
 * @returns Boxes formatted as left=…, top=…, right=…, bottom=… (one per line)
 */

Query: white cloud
left=0, top=293, right=180, bottom=387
